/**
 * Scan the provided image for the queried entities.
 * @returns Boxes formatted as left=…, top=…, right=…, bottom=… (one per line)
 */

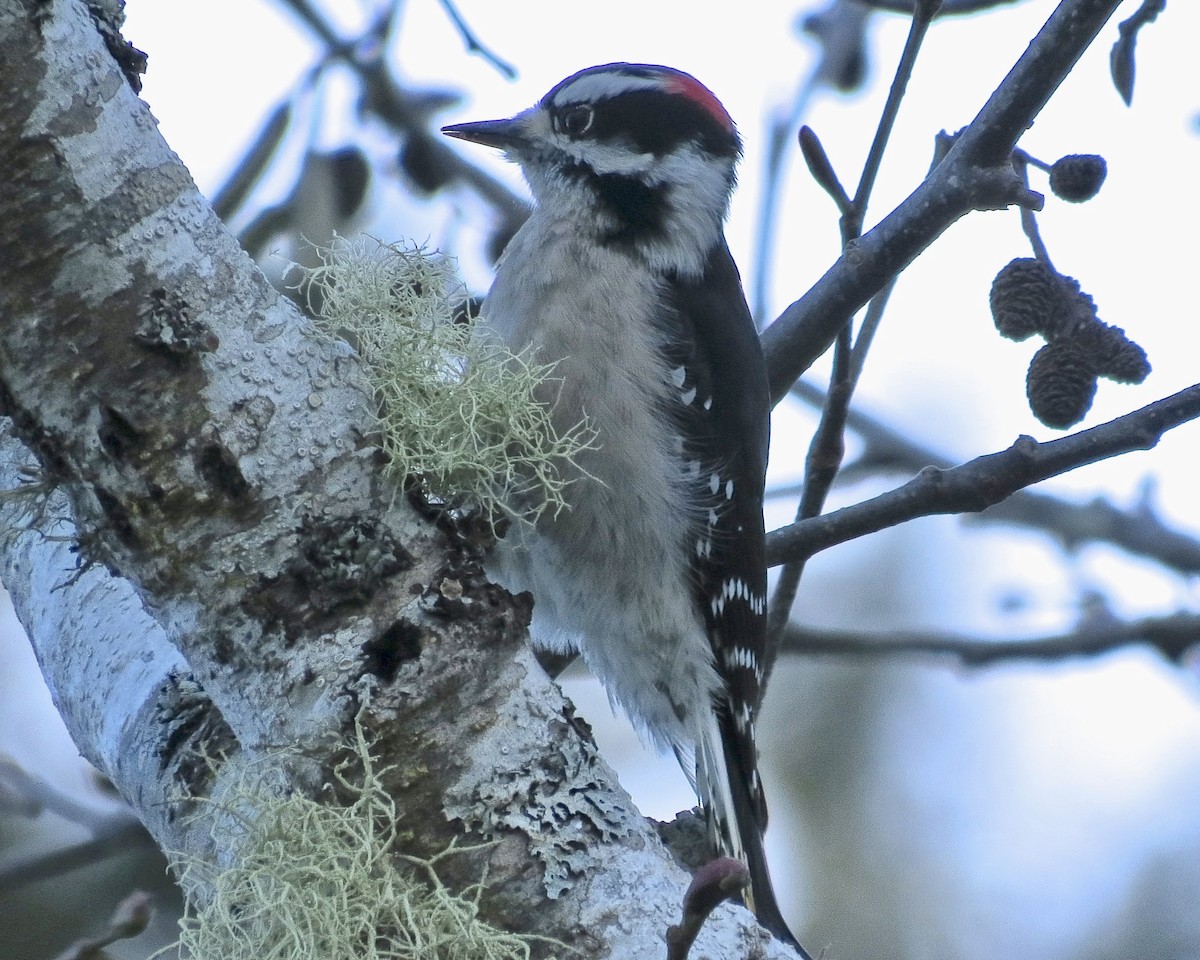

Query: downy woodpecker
left=443, top=63, right=803, bottom=952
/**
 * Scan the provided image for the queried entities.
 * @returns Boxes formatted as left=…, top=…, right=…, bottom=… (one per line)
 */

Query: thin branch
left=860, top=0, right=1026, bottom=13
left=847, top=278, right=896, bottom=384
left=751, top=63, right=823, bottom=323
left=1011, top=152, right=1054, bottom=266
left=777, top=378, right=1200, bottom=575
left=210, top=101, right=292, bottom=222
left=969, top=487, right=1200, bottom=573
left=264, top=0, right=530, bottom=234
left=52, top=890, right=154, bottom=960
left=0, top=819, right=154, bottom=894
left=762, top=0, right=1121, bottom=405
left=0, top=757, right=155, bottom=893
left=766, top=383, right=1200, bottom=567
left=276, top=0, right=345, bottom=50
left=782, top=611, right=1200, bottom=666
left=751, top=0, right=873, bottom=321
left=767, top=329, right=854, bottom=664
left=434, top=0, right=517, bottom=79
left=844, top=0, right=940, bottom=238
left=767, top=0, right=938, bottom=659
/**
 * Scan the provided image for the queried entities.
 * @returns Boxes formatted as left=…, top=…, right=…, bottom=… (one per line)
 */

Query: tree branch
left=0, top=3, right=797, bottom=955
left=766, top=384, right=1200, bottom=566
left=266, top=0, right=530, bottom=237
left=860, top=0, right=1027, bottom=14
left=779, top=379, right=1200, bottom=575
left=782, top=612, right=1200, bottom=667
left=762, top=0, right=1123, bottom=404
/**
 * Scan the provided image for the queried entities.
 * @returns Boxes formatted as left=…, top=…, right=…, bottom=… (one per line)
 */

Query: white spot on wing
left=681, top=386, right=697, bottom=405
left=671, top=366, right=687, bottom=388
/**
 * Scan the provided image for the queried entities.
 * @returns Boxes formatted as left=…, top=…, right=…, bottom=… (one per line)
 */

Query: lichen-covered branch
left=0, top=1, right=795, bottom=954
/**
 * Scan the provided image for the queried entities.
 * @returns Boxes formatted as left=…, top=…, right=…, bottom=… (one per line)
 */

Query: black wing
left=662, top=240, right=769, bottom=738
left=660, top=242, right=803, bottom=951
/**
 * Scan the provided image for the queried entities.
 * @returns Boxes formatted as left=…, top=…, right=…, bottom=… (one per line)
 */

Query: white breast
left=478, top=209, right=720, bottom=756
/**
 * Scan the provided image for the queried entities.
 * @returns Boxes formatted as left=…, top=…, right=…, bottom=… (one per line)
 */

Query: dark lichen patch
left=98, top=404, right=145, bottom=462
left=155, top=671, right=238, bottom=801
left=242, top=514, right=414, bottom=642
left=360, top=619, right=424, bottom=682
left=194, top=439, right=251, bottom=502
left=93, top=483, right=140, bottom=549
left=135, top=288, right=218, bottom=357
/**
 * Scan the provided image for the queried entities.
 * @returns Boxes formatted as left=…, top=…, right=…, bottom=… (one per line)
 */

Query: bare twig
left=751, top=0, right=874, bottom=321
left=276, top=0, right=346, bottom=51
left=782, top=611, right=1200, bottom=666
left=843, top=0, right=940, bottom=238
left=968, top=486, right=1200, bottom=573
left=777, top=378, right=1200, bottom=575
left=860, top=0, right=1025, bottom=13
left=1010, top=151, right=1054, bottom=266
left=52, top=890, right=153, bottom=960
left=1110, top=0, right=1167, bottom=105
left=665, top=858, right=752, bottom=960
left=767, top=329, right=854, bottom=666
left=0, top=757, right=154, bottom=894
left=434, top=0, right=517, bottom=79
left=751, top=65, right=823, bottom=323
left=846, top=277, right=895, bottom=384
left=210, top=101, right=292, bottom=222
left=0, top=755, right=116, bottom=829
left=0, top=818, right=154, bottom=894
left=766, top=383, right=1200, bottom=567
left=767, top=0, right=938, bottom=659
left=233, top=0, right=530, bottom=246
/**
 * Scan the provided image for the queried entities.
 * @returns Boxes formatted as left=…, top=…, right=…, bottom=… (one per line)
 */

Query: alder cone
left=1026, top=339, right=1098, bottom=429
left=990, top=258, right=1064, bottom=341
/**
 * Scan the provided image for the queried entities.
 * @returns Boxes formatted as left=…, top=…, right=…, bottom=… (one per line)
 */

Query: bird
left=442, top=62, right=804, bottom=952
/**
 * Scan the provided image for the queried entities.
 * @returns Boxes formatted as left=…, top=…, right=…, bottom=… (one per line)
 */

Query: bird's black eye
left=555, top=105, right=594, bottom=138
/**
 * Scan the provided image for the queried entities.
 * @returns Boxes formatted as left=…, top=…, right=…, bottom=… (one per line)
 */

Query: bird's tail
left=695, top=709, right=812, bottom=958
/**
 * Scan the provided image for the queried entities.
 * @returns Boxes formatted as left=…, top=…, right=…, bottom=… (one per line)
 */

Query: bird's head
left=443, top=63, right=741, bottom=266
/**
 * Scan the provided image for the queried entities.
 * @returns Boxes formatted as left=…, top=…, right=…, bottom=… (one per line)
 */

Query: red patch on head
left=665, top=73, right=735, bottom=133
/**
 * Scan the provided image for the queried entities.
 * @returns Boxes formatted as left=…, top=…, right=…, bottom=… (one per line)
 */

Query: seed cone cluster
left=990, top=257, right=1149, bottom=429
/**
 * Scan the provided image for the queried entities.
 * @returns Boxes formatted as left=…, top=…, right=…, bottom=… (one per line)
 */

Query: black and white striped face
left=444, top=64, right=742, bottom=267
left=535, top=63, right=742, bottom=174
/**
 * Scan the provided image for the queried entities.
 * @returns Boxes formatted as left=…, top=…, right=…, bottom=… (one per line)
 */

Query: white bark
left=0, top=1, right=797, bottom=955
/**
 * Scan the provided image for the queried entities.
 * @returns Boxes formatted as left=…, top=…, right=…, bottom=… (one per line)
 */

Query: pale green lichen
left=291, top=236, right=594, bottom=522
left=157, top=721, right=548, bottom=960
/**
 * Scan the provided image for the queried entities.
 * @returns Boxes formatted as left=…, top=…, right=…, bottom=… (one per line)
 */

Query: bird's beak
left=441, top=117, right=529, bottom=151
